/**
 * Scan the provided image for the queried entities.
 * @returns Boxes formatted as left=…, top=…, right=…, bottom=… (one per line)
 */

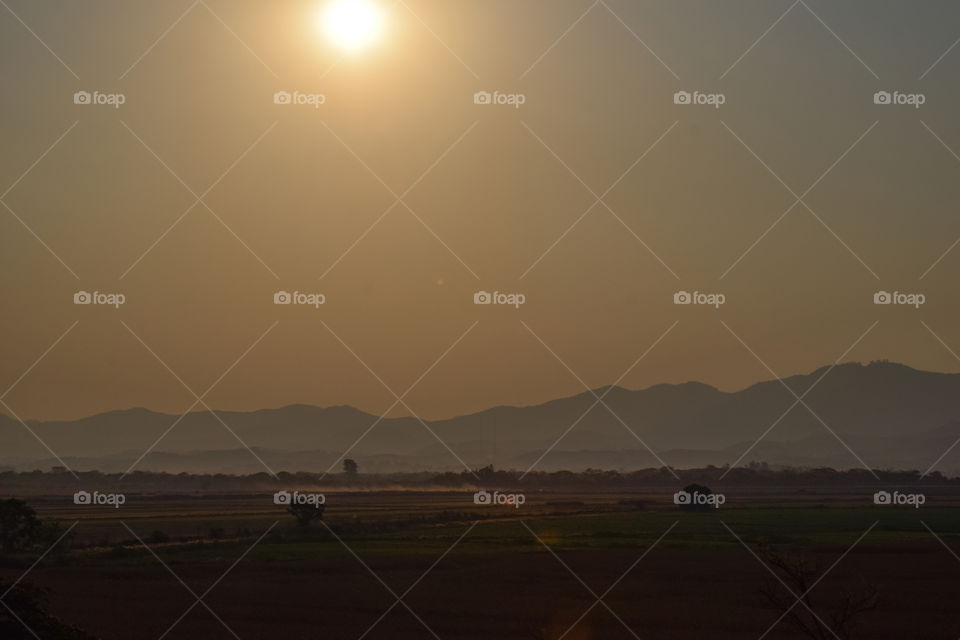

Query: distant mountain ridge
left=3, top=361, right=960, bottom=474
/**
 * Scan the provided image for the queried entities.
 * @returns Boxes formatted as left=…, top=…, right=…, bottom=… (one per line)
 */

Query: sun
left=321, top=0, right=384, bottom=52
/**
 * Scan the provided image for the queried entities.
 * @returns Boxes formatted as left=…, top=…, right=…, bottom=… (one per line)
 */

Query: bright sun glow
left=322, top=0, right=384, bottom=51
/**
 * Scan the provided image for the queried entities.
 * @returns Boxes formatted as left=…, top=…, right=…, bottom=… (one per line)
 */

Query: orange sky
left=1, top=0, right=960, bottom=420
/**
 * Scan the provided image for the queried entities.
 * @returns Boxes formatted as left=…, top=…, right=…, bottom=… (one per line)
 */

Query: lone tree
left=0, top=499, right=71, bottom=558
left=288, top=502, right=326, bottom=529
left=0, top=499, right=43, bottom=554
left=677, top=483, right=714, bottom=511
left=759, top=544, right=877, bottom=640
left=343, top=458, right=359, bottom=476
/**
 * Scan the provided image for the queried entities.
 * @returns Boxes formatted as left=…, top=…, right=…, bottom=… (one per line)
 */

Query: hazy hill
left=2, top=361, right=959, bottom=474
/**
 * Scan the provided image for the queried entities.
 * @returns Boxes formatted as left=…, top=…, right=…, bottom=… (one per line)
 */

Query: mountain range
left=2, top=361, right=959, bottom=475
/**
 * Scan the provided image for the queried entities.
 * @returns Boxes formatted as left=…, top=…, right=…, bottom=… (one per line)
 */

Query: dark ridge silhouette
left=2, top=361, right=959, bottom=474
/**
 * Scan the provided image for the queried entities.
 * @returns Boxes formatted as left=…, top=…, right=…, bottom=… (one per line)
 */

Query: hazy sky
left=2, top=0, right=960, bottom=421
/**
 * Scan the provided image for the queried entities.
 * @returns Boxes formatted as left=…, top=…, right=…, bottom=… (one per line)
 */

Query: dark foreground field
left=4, top=490, right=960, bottom=639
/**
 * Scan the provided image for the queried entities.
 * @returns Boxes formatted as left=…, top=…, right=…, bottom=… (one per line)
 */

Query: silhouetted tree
left=343, top=459, right=359, bottom=476
left=0, top=582, right=97, bottom=639
left=288, top=502, right=325, bottom=529
left=0, top=499, right=71, bottom=558
left=476, top=465, right=495, bottom=483
left=0, top=499, right=43, bottom=554
left=759, top=544, right=877, bottom=640
left=677, top=483, right=714, bottom=511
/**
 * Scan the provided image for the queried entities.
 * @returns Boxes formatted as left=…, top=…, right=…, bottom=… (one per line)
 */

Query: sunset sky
left=2, top=0, right=960, bottom=421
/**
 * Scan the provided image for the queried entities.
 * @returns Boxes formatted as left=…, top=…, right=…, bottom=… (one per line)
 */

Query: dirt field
left=3, top=490, right=960, bottom=639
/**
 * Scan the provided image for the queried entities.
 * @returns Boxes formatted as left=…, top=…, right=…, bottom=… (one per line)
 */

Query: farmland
left=3, top=487, right=960, bottom=639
